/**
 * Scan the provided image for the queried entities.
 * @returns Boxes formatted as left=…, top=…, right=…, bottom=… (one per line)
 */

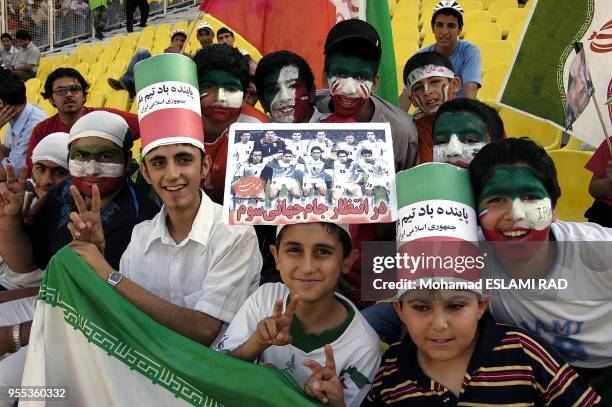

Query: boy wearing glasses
left=0, top=70, right=46, bottom=181
left=26, top=68, right=140, bottom=175
left=193, top=44, right=269, bottom=205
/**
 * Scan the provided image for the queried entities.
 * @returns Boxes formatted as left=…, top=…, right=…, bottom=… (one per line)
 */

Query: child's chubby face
left=270, top=223, right=357, bottom=304
left=393, top=290, right=489, bottom=363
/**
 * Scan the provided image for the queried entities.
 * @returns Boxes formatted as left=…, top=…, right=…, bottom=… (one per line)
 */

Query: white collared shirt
left=119, top=191, right=261, bottom=324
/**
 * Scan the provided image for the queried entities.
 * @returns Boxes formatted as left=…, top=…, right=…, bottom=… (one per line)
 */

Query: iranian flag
left=498, top=0, right=612, bottom=148
left=200, top=0, right=399, bottom=105
left=21, top=247, right=318, bottom=406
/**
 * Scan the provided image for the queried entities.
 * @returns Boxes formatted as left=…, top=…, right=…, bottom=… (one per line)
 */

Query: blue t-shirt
left=418, top=39, right=482, bottom=97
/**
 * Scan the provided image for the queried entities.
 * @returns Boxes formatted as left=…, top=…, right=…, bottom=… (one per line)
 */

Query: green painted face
left=198, top=69, right=243, bottom=94
left=479, top=167, right=550, bottom=205
left=69, top=143, right=124, bottom=164
left=433, top=112, right=488, bottom=145
left=326, top=54, right=375, bottom=82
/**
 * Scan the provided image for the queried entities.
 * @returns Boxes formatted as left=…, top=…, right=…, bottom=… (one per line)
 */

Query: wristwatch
left=11, top=324, right=21, bottom=353
left=106, top=271, right=123, bottom=288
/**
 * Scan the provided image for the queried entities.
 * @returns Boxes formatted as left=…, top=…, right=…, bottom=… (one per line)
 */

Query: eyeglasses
left=52, top=85, right=82, bottom=96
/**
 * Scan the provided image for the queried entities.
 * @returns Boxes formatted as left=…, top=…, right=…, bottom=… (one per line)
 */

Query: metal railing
left=1, top=0, right=197, bottom=52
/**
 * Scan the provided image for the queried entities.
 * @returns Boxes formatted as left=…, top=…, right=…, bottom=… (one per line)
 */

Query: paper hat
left=134, top=53, right=205, bottom=157
left=171, top=29, right=187, bottom=40
left=31, top=132, right=69, bottom=169
left=196, top=22, right=213, bottom=33
left=68, top=111, right=129, bottom=149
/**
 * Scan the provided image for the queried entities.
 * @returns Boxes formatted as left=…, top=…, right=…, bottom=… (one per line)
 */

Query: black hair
left=324, top=41, right=380, bottom=74
left=41, top=67, right=89, bottom=99
left=431, top=9, right=464, bottom=30
left=248, top=149, right=262, bottom=164
left=469, top=138, right=561, bottom=208
left=336, top=149, right=348, bottom=156
left=1, top=33, right=12, bottom=41
left=275, top=223, right=352, bottom=258
left=216, top=27, right=234, bottom=39
left=171, top=32, right=187, bottom=41
left=361, top=149, right=373, bottom=156
left=15, top=30, right=32, bottom=41
left=403, top=51, right=455, bottom=86
left=310, top=146, right=322, bottom=153
left=192, top=44, right=250, bottom=92
left=0, top=70, right=26, bottom=105
left=434, top=98, right=505, bottom=142
left=283, top=149, right=293, bottom=156
left=254, top=50, right=315, bottom=110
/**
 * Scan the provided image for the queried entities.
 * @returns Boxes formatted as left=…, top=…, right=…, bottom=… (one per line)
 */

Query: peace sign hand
left=254, top=295, right=300, bottom=348
left=304, top=344, right=346, bottom=406
left=67, top=184, right=106, bottom=255
left=0, top=164, right=28, bottom=217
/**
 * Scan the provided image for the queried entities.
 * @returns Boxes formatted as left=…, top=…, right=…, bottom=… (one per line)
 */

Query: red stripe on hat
left=139, top=109, right=204, bottom=151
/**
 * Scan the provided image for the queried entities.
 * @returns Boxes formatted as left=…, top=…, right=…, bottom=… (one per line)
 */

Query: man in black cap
left=316, top=19, right=418, bottom=172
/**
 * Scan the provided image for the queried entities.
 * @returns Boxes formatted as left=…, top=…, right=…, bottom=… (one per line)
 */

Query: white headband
left=405, top=64, right=455, bottom=91
left=31, top=132, right=69, bottom=169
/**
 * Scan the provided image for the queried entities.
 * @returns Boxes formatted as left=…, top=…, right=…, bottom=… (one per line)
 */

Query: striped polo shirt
left=365, top=313, right=601, bottom=406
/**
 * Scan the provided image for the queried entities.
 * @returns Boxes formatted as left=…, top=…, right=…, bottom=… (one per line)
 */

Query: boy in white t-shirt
left=215, top=222, right=381, bottom=406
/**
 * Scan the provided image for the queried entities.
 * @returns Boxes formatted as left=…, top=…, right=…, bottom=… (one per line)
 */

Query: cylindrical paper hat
left=135, top=54, right=204, bottom=157
left=395, top=162, right=481, bottom=296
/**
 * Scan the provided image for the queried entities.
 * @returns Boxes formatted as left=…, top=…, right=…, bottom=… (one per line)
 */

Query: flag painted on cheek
left=68, top=145, right=125, bottom=197
left=268, top=65, right=310, bottom=123
left=328, top=76, right=372, bottom=117
left=134, top=54, right=204, bottom=157
left=203, top=87, right=244, bottom=123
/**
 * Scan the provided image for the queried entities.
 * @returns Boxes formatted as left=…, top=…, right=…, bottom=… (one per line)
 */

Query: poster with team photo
left=224, top=122, right=397, bottom=225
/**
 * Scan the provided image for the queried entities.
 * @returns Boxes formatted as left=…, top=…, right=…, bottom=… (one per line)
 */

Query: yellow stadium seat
left=64, top=52, right=80, bottom=66
left=496, top=7, right=529, bottom=37
left=480, top=0, right=496, bottom=9
left=461, top=1, right=484, bottom=11
left=499, top=107, right=563, bottom=150
left=463, top=9, right=492, bottom=29
left=478, top=62, right=510, bottom=100
left=141, top=25, right=156, bottom=37
left=116, top=47, right=136, bottom=63
left=38, top=56, right=53, bottom=70
left=36, top=64, right=52, bottom=81
left=74, top=62, right=89, bottom=76
left=89, top=61, right=107, bottom=78
left=85, top=90, right=106, bottom=107
left=563, top=136, right=583, bottom=150
left=109, top=35, right=125, bottom=48
left=50, top=54, right=66, bottom=68
left=104, top=90, right=130, bottom=111
left=91, top=43, right=104, bottom=55
left=394, top=40, right=419, bottom=65
left=106, top=59, right=128, bottom=78
left=172, top=21, right=188, bottom=32
left=393, top=26, right=421, bottom=45
left=422, top=32, right=436, bottom=47
left=25, top=78, right=42, bottom=102
left=487, top=0, right=517, bottom=21
left=524, top=0, right=535, bottom=8
left=130, top=98, right=138, bottom=113
left=393, top=8, right=420, bottom=27
left=125, top=32, right=140, bottom=42
left=463, top=22, right=502, bottom=46
left=480, top=40, right=515, bottom=71
left=506, top=22, right=525, bottom=46
left=38, top=99, right=57, bottom=116
left=85, top=74, right=97, bottom=89
left=75, top=45, right=94, bottom=64
left=547, top=149, right=594, bottom=221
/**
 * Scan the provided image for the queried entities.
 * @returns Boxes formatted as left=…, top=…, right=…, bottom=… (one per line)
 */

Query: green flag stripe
left=41, top=247, right=318, bottom=407
left=395, top=163, right=474, bottom=207
left=500, top=1, right=592, bottom=127
left=366, top=1, right=399, bottom=107
left=135, top=54, right=199, bottom=92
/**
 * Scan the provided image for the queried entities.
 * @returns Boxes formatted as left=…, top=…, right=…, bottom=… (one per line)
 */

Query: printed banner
left=224, top=123, right=397, bottom=225
left=21, top=247, right=319, bottom=406
left=498, top=0, right=612, bottom=147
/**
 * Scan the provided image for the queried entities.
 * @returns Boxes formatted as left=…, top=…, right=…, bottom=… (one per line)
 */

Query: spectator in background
left=0, top=33, right=20, bottom=69
left=125, top=0, right=148, bottom=33
left=5, top=30, right=40, bottom=81
left=585, top=138, right=612, bottom=227
left=196, top=21, right=214, bottom=48
left=400, top=0, right=482, bottom=111
left=0, top=70, right=46, bottom=181
left=216, top=27, right=235, bottom=47
left=89, top=0, right=111, bottom=40
left=26, top=67, right=140, bottom=173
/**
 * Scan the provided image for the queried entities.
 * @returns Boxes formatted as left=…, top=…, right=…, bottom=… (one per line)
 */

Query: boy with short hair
left=215, top=222, right=381, bottom=407
left=402, top=51, right=461, bottom=163
left=365, top=284, right=601, bottom=405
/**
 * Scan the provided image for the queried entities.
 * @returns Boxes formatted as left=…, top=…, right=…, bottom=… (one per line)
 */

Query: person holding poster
left=193, top=44, right=269, bottom=205
left=215, top=222, right=381, bottom=407
left=471, top=138, right=612, bottom=388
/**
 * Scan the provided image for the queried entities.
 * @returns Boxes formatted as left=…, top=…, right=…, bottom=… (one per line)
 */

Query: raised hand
left=67, top=184, right=106, bottom=254
left=254, top=295, right=299, bottom=347
left=304, top=344, right=345, bottom=406
left=0, top=164, right=27, bottom=217
left=0, top=104, right=19, bottom=129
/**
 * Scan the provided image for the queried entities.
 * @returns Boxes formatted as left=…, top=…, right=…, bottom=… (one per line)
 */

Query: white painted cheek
left=511, top=198, right=527, bottom=221
left=432, top=145, right=446, bottom=162
left=69, top=160, right=124, bottom=178
left=461, top=142, right=486, bottom=165
left=444, top=134, right=464, bottom=159
left=217, top=87, right=227, bottom=104
left=515, top=197, right=553, bottom=230
left=224, top=89, right=244, bottom=109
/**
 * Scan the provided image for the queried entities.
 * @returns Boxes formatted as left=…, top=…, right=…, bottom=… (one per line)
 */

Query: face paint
left=478, top=167, right=553, bottom=260
left=199, top=69, right=243, bottom=123
left=68, top=144, right=125, bottom=197
left=433, top=112, right=489, bottom=168
left=326, top=54, right=375, bottom=117
left=264, top=65, right=311, bottom=123
left=410, top=78, right=453, bottom=115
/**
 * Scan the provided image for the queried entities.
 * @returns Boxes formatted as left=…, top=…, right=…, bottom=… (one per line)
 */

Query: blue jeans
left=361, top=302, right=402, bottom=344
left=121, top=48, right=151, bottom=88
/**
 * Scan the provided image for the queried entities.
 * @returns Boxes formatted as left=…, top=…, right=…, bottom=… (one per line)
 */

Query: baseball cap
left=324, top=19, right=381, bottom=58
left=196, top=22, right=213, bottom=33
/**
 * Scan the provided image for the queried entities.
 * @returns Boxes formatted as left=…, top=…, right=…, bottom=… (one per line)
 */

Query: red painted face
left=72, top=176, right=124, bottom=198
